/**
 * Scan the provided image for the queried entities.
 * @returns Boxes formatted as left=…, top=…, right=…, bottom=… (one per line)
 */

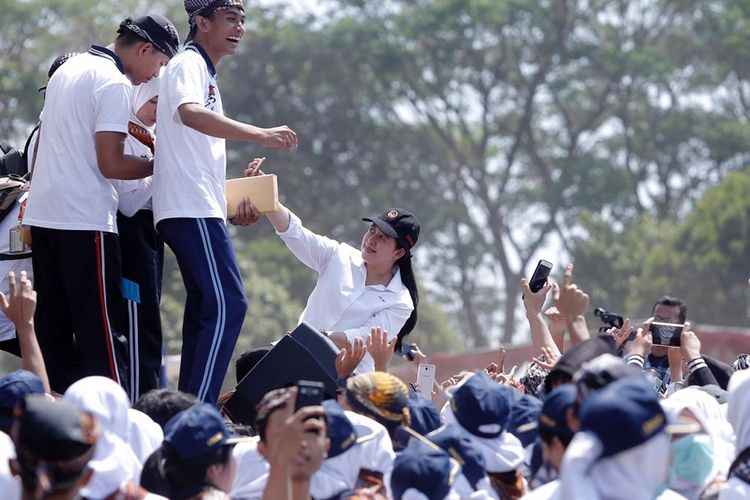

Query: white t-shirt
left=115, top=131, right=153, bottom=217
left=23, top=47, right=131, bottom=233
left=152, top=43, right=226, bottom=223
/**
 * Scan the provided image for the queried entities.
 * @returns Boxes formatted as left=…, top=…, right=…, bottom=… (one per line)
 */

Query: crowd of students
left=0, top=261, right=749, bottom=499
left=1, top=0, right=750, bottom=498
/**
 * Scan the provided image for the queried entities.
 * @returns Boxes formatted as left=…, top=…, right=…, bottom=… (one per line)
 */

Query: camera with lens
left=593, top=307, right=624, bottom=331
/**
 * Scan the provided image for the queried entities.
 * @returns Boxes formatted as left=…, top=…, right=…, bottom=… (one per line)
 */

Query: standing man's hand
left=261, top=126, right=298, bottom=150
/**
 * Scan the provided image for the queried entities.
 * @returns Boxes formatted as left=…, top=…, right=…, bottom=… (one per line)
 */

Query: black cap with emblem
left=362, top=208, right=420, bottom=252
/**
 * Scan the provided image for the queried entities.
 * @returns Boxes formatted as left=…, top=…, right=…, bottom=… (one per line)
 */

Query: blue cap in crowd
left=427, top=423, right=487, bottom=490
left=391, top=445, right=459, bottom=500
left=322, top=399, right=373, bottom=459
left=407, top=392, right=441, bottom=436
left=578, top=377, right=669, bottom=458
left=537, top=384, right=577, bottom=443
left=573, top=353, right=639, bottom=403
left=0, top=370, right=45, bottom=430
left=508, top=391, right=542, bottom=447
left=450, top=373, right=513, bottom=438
left=164, top=403, right=245, bottom=460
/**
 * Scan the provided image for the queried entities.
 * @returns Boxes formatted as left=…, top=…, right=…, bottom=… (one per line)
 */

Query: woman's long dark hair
left=395, top=249, right=418, bottom=351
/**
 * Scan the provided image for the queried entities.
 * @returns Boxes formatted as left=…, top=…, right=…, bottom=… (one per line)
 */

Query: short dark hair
left=651, top=296, right=687, bottom=323
left=134, top=389, right=199, bottom=429
left=115, top=31, right=146, bottom=47
left=538, top=427, right=572, bottom=448
left=162, top=442, right=233, bottom=495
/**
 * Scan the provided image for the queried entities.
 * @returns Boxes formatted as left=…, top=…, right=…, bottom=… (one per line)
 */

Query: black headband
left=118, top=15, right=179, bottom=58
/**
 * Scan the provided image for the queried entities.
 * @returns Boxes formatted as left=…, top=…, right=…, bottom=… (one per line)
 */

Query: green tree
left=626, top=168, right=750, bottom=326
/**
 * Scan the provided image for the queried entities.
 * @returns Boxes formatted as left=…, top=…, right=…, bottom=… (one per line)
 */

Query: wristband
left=626, top=354, right=645, bottom=368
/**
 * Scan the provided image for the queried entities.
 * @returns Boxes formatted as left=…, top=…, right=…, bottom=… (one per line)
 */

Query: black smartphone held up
left=524, top=259, right=553, bottom=298
left=396, top=343, right=416, bottom=362
left=295, top=380, right=324, bottom=410
left=649, top=322, right=683, bottom=347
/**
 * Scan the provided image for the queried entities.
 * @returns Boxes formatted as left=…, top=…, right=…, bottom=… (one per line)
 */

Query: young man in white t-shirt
left=153, top=0, right=298, bottom=404
left=22, top=15, right=179, bottom=395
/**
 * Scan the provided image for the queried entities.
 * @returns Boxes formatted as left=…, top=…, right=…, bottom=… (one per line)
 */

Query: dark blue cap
left=164, top=403, right=243, bottom=460
left=537, top=384, right=576, bottom=442
left=322, top=400, right=372, bottom=459
left=0, top=370, right=45, bottom=418
left=508, top=391, right=542, bottom=447
left=428, top=423, right=487, bottom=490
left=450, top=373, right=512, bottom=438
left=391, top=445, right=458, bottom=500
left=578, top=377, right=666, bottom=459
left=573, top=353, right=640, bottom=403
left=15, top=395, right=98, bottom=462
left=407, top=392, right=440, bottom=436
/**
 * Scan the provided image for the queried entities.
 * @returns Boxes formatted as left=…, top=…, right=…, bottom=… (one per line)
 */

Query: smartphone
left=649, top=322, right=683, bottom=347
left=396, top=343, right=416, bottom=362
left=523, top=259, right=553, bottom=299
left=416, top=364, right=436, bottom=395
left=295, top=380, right=324, bottom=410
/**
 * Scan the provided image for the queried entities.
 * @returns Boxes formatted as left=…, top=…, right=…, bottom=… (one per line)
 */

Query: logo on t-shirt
left=206, top=84, right=217, bottom=109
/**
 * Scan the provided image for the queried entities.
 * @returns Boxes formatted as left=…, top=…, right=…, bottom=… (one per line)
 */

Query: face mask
left=669, top=433, right=714, bottom=487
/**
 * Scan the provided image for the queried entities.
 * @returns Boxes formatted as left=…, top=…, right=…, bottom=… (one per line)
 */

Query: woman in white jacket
left=240, top=161, right=421, bottom=373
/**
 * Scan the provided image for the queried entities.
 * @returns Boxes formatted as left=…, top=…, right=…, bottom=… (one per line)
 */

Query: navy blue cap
left=450, top=373, right=512, bottom=438
left=427, top=423, right=487, bottom=489
left=508, top=391, right=542, bottom=447
left=537, top=384, right=576, bottom=442
left=407, top=392, right=440, bottom=436
left=322, top=400, right=373, bottom=459
left=164, top=403, right=244, bottom=460
left=545, top=336, right=617, bottom=392
left=0, top=370, right=45, bottom=430
left=391, top=446, right=459, bottom=500
left=573, top=353, right=640, bottom=403
left=578, top=377, right=666, bottom=459
left=15, top=395, right=98, bottom=462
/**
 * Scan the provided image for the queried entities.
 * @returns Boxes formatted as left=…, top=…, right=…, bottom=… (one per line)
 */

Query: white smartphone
left=416, top=363, right=436, bottom=395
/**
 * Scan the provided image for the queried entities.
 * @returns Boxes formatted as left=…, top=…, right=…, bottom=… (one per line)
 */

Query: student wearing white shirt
left=115, top=77, right=164, bottom=401
left=240, top=171, right=421, bottom=373
left=22, top=15, right=179, bottom=395
left=152, top=0, right=298, bottom=405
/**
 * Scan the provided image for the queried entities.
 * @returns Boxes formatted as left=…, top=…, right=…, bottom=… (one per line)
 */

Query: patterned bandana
left=184, top=0, right=244, bottom=27
left=345, top=372, right=411, bottom=431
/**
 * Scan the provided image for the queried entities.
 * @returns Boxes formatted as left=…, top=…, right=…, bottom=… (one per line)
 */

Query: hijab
left=64, top=377, right=142, bottom=499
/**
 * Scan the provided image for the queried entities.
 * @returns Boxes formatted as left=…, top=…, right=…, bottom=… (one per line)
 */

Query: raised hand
left=610, top=318, right=632, bottom=349
left=0, top=271, right=36, bottom=333
left=532, top=346, right=561, bottom=371
left=521, top=277, right=552, bottom=315
left=335, top=338, right=366, bottom=379
left=680, top=323, right=702, bottom=362
left=366, top=327, right=397, bottom=372
left=626, top=318, right=653, bottom=357
left=554, top=263, right=589, bottom=319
